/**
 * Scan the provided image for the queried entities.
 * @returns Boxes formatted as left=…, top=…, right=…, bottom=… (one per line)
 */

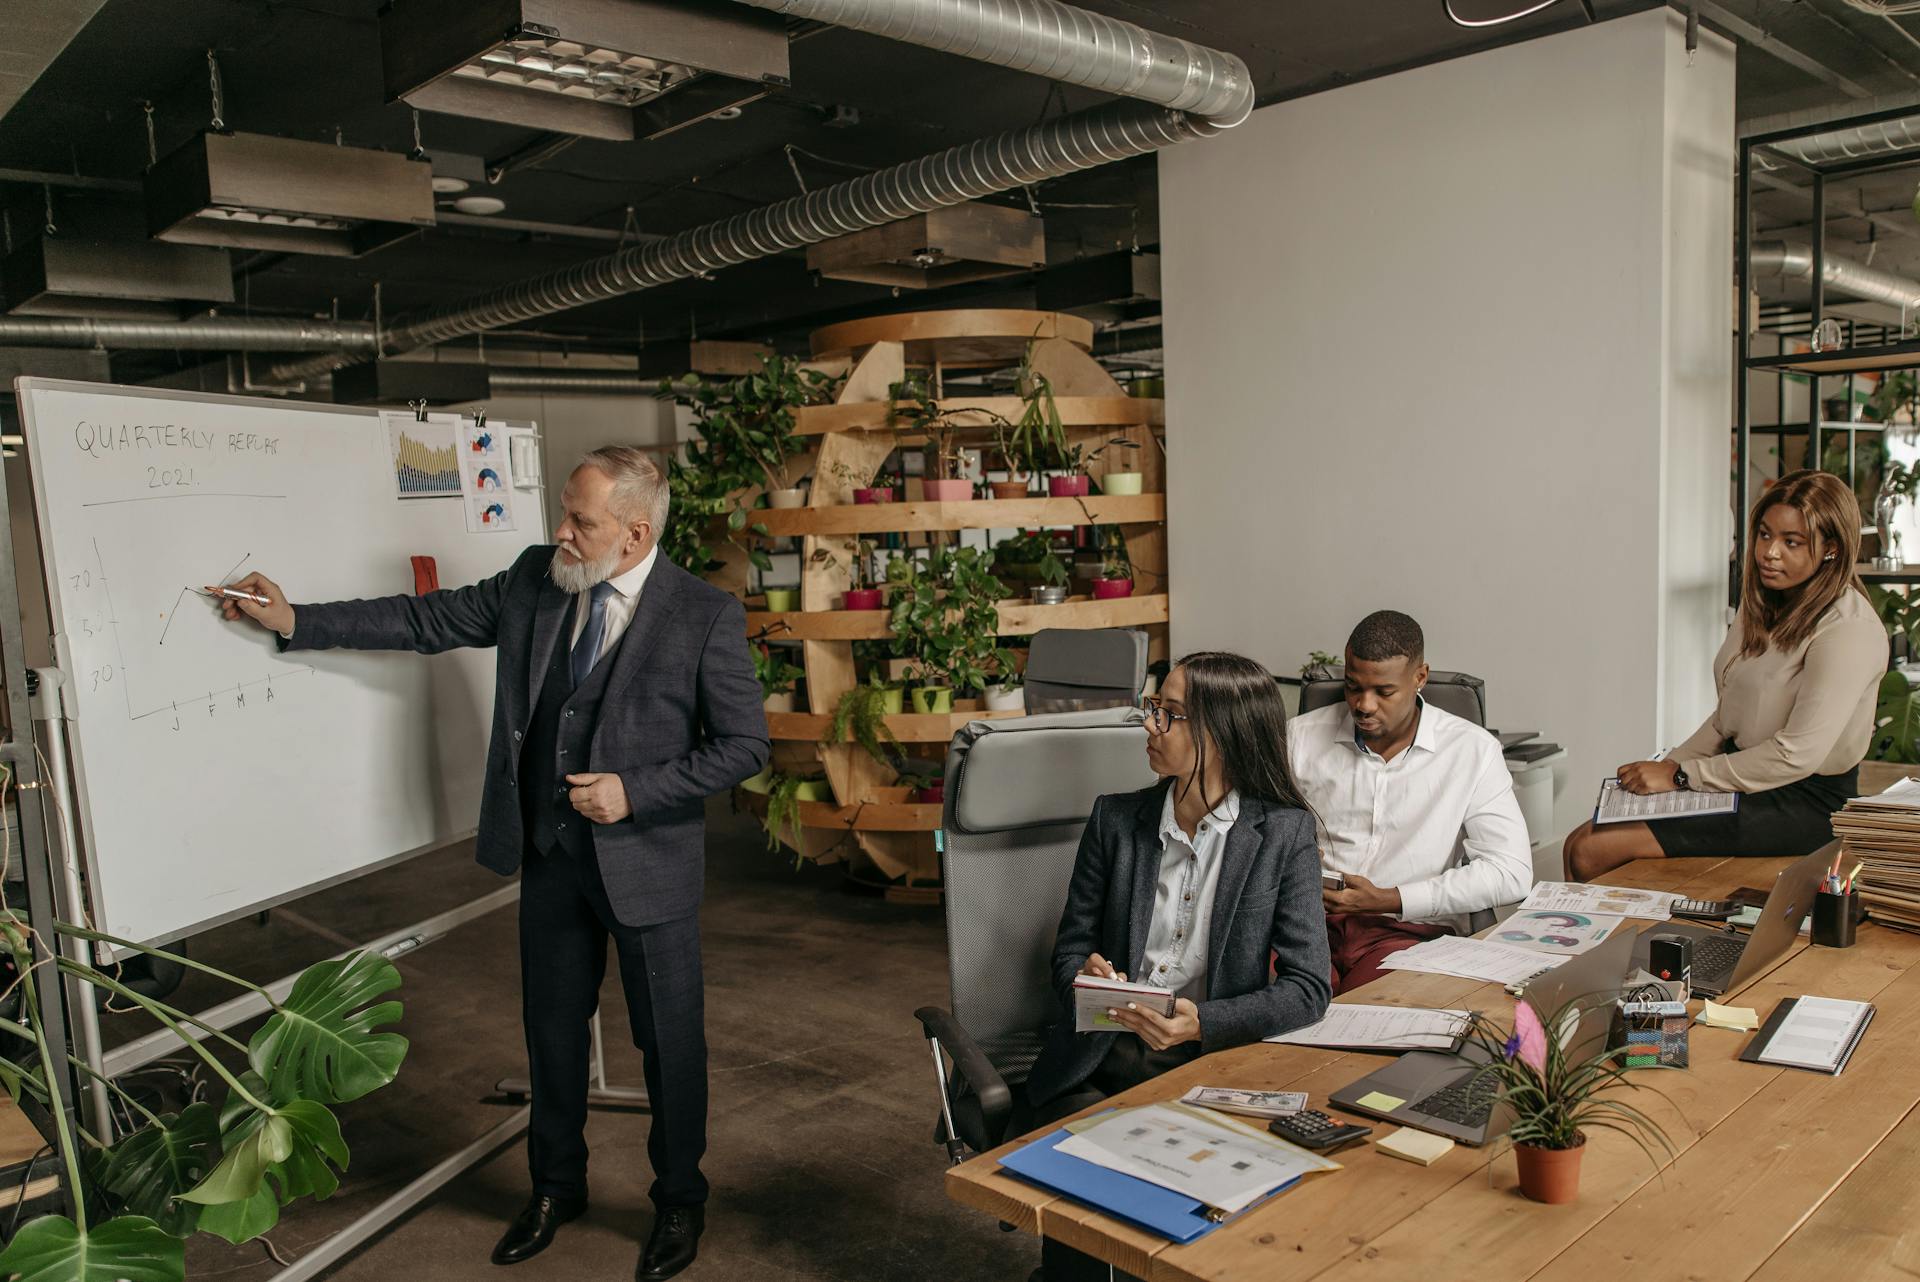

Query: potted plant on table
left=888, top=547, right=1008, bottom=714
left=753, top=642, right=805, bottom=715
left=1457, top=998, right=1675, bottom=1204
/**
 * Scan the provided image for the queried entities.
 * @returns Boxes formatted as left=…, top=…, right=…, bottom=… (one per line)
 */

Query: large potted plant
left=1458, top=998, right=1674, bottom=1204
left=0, top=913, right=406, bottom=1282
left=887, top=547, right=1009, bottom=714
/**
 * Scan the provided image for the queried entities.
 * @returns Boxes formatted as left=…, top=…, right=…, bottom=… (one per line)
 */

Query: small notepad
left=1375, top=1127, right=1454, bottom=1167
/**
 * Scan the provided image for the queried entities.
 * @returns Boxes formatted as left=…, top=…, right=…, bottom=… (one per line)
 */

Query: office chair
left=1022, top=628, right=1147, bottom=714
left=1296, top=665, right=1506, bottom=934
left=914, top=707, right=1157, bottom=1165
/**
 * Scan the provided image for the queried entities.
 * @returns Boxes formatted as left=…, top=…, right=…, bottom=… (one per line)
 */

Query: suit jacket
left=1024, top=780, right=1331, bottom=1106
left=283, top=545, right=770, bottom=926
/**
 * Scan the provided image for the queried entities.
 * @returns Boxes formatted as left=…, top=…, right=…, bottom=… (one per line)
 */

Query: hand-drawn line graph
left=81, top=537, right=313, bottom=726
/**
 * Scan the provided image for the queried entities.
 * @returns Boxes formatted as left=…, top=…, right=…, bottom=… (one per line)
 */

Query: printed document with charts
left=1056, top=1103, right=1341, bottom=1215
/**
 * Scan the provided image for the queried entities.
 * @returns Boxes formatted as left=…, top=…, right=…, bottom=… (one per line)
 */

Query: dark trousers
left=520, top=844, right=709, bottom=1210
left=1326, top=914, right=1452, bottom=995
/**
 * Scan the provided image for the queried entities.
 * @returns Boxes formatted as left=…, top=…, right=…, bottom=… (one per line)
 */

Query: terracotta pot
left=984, top=684, right=1025, bottom=712
left=923, top=478, right=975, bottom=502
left=762, top=691, right=796, bottom=714
left=1048, top=474, right=1090, bottom=498
left=767, top=487, right=806, bottom=509
left=989, top=479, right=1033, bottom=500
left=1093, top=577, right=1134, bottom=600
left=1515, top=1136, right=1586, bottom=1204
left=763, top=589, right=798, bottom=612
left=911, top=686, right=954, bottom=714
left=1100, top=472, right=1144, bottom=496
left=842, top=588, right=885, bottom=610
left=853, top=487, right=896, bottom=505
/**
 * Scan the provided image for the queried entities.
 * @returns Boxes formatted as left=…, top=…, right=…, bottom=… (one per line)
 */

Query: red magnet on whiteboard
left=411, top=556, right=439, bottom=596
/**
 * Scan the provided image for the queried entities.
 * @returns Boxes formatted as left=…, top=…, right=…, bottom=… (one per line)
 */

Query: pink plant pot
left=1047, top=474, right=1090, bottom=498
left=842, top=588, right=886, bottom=611
left=853, top=487, right=897, bottom=505
left=1092, top=578, right=1134, bottom=600
left=923, top=478, right=975, bottom=502
left=916, top=783, right=945, bottom=804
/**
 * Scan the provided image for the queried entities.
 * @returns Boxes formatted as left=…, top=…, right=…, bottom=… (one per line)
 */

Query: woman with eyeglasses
left=1022, top=650, right=1331, bottom=1121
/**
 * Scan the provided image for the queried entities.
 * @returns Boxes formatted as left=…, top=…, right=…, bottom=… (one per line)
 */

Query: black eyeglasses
left=1143, top=698, right=1188, bottom=733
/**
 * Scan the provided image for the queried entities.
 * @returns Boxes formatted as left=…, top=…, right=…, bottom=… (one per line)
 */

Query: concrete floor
left=96, top=798, right=1033, bottom=1282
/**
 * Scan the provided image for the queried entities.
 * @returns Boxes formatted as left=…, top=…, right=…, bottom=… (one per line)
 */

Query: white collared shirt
left=1140, top=787, right=1241, bottom=1002
left=569, top=544, right=658, bottom=660
left=1287, top=698, right=1531, bottom=931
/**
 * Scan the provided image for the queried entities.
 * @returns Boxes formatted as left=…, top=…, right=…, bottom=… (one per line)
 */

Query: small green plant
left=888, top=548, right=1013, bottom=694
left=1059, top=436, right=1140, bottom=479
left=761, top=773, right=827, bottom=861
left=1868, top=371, right=1918, bottom=426
left=1456, top=998, right=1674, bottom=1161
left=752, top=643, right=804, bottom=702
left=993, top=342, right=1069, bottom=480
left=992, top=532, right=1070, bottom=589
left=1300, top=650, right=1339, bottom=680
left=1097, top=527, right=1131, bottom=581
left=829, top=673, right=901, bottom=768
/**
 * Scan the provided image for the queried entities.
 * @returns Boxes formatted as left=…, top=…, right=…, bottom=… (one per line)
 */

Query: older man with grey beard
left=212, top=446, right=769, bottom=1280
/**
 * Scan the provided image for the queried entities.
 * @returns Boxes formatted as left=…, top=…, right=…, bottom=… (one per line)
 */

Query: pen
left=210, top=586, right=272, bottom=606
left=1649, top=747, right=1671, bottom=763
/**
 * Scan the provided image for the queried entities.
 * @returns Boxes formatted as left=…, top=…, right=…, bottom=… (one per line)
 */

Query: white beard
left=549, top=543, right=622, bottom=595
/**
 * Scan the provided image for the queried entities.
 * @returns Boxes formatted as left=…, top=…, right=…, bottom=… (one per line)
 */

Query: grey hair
left=578, top=445, right=670, bottom=533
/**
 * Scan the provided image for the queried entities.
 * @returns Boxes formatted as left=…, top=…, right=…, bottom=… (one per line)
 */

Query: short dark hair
left=1347, top=610, right=1425, bottom=665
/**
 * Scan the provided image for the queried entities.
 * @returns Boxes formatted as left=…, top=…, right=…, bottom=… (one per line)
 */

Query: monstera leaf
left=182, top=1077, right=349, bottom=1244
left=0, top=1214, right=183, bottom=1282
left=193, top=1185, right=280, bottom=1246
left=1874, top=670, right=1920, bottom=764
left=247, top=950, right=407, bottom=1105
left=97, top=1103, right=221, bottom=1237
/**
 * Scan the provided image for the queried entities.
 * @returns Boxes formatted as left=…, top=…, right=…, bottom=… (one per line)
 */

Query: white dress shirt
left=569, top=544, right=658, bottom=660
left=1140, top=787, right=1241, bottom=1002
left=1286, top=698, right=1531, bottom=931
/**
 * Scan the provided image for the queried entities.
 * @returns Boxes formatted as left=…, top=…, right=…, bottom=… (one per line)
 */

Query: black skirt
left=1648, top=766, right=1857, bottom=858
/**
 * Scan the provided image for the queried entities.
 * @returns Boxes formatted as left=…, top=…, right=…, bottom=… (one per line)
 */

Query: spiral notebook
left=1738, top=996, right=1875, bottom=1074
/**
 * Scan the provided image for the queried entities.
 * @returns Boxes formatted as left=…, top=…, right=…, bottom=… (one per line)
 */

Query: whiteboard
left=13, top=379, right=544, bottom=949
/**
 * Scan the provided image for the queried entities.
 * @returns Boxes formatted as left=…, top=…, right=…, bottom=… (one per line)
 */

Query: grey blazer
left=283, top=545, right=770, bottom=927
left=1025, top=781, right=1331, bottom=1106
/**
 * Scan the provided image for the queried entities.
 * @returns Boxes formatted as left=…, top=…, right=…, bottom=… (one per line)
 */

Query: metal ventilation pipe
left=1750, top=240, right=1920, bottom=315
left=726, top=0, right=1254, bottom=127
left=487, top=368, right=656, bottom=394
left=269, top=96, right=1231, bottom=383
left=0, top=316, right=379, bottom=352
left=1762, top=112, right=1920, bottom=167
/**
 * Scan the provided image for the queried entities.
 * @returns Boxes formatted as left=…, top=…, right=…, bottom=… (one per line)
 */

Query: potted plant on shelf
left=888, top=547, right=1008, bottom=714
left=891, top=371, right=977, bottom=502
left=829, top=672, right=902, bottom=769
left=984, top=646, right=1026, bottom=712
left=1092, top=530, right=1134, bottom=600
left=753, top=642, right=805, bottom=714
left=763, top=586, right=799, bottom=612
left=989, top=343, right=1069, bottom=500
left=1457, top=998, right=1674, bottom=1205
left=762, top=772, right=834, bottom=854
left=1048, top=437, right=1142, bottom=498
left=843, top=540, right=887, bottom=610
left=992, top=531, right=1071, bottom=605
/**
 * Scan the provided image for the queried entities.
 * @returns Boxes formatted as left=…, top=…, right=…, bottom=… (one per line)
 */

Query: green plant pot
left=880, top=687, right=906, bottom=715
left=911, top=686, right=954, bottom=715
left=793, top=779, right=833, bottom=802
left=764, top=589, right=798, bottom=612
left=740, top=765, right=774, bottom=795
left=1101, top=471, right=1144, bottom=496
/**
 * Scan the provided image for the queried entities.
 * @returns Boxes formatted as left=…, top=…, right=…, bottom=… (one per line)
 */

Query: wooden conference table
left=946, top=856, right=1920, bottom=1282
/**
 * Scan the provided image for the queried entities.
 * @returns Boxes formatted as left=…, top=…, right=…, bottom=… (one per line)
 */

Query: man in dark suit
left=213, top=445, right=768, bottom=1280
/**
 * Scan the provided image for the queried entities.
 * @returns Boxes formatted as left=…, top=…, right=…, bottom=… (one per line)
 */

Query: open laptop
left=1327, top=925, right=1638, bottom=1146
left=1627, top=841, right=1833, bottom=998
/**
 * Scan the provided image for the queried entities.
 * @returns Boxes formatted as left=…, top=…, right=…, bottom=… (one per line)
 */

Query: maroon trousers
left=1326, top=914, right=1453, bottom=995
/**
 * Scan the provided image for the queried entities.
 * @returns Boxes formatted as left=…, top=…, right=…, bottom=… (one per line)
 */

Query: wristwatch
left=1672, top=764, right=1691, bottom=791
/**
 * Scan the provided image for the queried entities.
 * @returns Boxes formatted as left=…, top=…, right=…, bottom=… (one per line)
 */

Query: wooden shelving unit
left=744, top=307, right=1168, bottom=898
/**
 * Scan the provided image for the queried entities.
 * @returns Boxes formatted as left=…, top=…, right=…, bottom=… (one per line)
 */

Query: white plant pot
left=763, top=691, right=796, bottom=714
left=984, top=684, right=1025, bottom=712
left=768, top=488, right=806, bottom=509
left=1101, top=471, right=1144, bottom=496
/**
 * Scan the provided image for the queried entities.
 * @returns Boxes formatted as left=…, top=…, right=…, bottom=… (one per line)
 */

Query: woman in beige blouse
left=1567, top=469, right=1889, bottom=881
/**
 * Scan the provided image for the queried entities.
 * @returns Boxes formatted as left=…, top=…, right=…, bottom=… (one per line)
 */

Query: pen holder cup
left=1811, top=890, right=1861, bottom=949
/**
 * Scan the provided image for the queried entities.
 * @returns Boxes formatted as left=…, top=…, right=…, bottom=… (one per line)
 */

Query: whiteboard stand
left=495, top=1014, right=652, bottom=1110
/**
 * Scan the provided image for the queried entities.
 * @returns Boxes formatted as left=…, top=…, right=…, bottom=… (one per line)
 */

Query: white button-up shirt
left=1287, top=698, right=1531, bottom=931
left=1140, top=787, right=1241, bottom=1002
left=568, top=544, right=658, bottom=659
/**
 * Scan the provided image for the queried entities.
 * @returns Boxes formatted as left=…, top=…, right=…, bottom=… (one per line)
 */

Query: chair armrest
left=914, top=1006, right=1012, bottom=1132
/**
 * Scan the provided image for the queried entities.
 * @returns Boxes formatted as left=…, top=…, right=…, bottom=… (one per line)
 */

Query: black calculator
left=1266, top=1109, right=1372, bottom=1152
left=1671, top=897, right=1736, bottom=920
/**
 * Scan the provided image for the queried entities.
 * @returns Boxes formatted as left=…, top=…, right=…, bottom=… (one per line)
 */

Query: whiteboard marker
left=211, top=587, right=272, bottom=606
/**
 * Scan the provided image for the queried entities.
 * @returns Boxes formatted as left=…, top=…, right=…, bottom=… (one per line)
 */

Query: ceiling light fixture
left=1443, top=0, right=1583, bottom=27
left=432, top=176, right=471, bottom=194
left=144, top=132, right=435, bottom=257
left=452, top=196, right=507, bottom=216
left=381, top=0, right=789, bottom=142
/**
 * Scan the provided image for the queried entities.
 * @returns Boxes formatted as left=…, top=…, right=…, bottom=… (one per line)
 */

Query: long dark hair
left=1173, top=651, right=1312, bottom=816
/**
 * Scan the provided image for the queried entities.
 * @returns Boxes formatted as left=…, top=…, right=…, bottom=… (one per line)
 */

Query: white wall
left=1160, top=9, right=1734, bottom=838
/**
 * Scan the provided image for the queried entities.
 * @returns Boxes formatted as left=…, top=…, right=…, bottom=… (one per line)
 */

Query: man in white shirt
left=1287, top=611, right=1533, bottom=994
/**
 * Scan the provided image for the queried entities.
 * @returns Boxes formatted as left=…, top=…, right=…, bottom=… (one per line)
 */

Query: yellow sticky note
left=1376, top=1126, right=1454, bottom=1167
left=1698, top=999, right=1759, bottom=1031
left=1356, top=1091, right=1405, bottom=1112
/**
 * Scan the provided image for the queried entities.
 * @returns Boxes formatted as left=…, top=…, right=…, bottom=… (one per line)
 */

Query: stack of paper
left=1263, top=1004, right=1472, bottom=1051
left=1055, top=1103, right=1341, bottom=1216
left=1832, top=777, right=1920, bottom=931
left=1518, top=882, right=1681, bottom=921
left=1378, top=936, right=1563, bottom=986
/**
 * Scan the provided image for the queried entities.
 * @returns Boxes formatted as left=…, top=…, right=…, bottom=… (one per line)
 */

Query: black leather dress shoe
left=491, top=1194, right=586, bottom=1266
left=638, top=1205, right=704, bottom=1280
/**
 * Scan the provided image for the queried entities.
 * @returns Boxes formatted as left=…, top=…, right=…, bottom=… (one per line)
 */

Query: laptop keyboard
left=1411, top=1074, right=1498, bottom=1128
left=1693, top=934, right=1745, bottom=983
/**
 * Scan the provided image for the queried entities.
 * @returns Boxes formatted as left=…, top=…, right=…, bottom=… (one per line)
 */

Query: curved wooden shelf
left=809, top=309, right=1094, bottom=364
left=739, top=789, right=943, bottom=832
left=758, top=494, right=1163, bottom=536
left=767, top=708, right=1024, bottom=743
left=748, top=593, right=1169, bottom=641
left=795, top=396, right=1163, bottom=436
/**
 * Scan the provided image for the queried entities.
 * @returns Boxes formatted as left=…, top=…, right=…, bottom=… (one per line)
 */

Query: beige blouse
left=1674, top=587, right=1888, bottom=794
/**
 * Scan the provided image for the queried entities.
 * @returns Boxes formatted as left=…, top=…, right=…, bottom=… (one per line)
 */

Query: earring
left=1824, top=554, right=1835, bottom=562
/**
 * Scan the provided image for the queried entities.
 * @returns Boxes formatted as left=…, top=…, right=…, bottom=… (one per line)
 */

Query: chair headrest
left=945, top=707, right=1158, bottom=834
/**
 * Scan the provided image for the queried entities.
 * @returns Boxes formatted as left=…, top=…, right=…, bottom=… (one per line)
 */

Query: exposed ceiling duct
left=1750, top=239, right=1920, bottom=316
left=0, top=316, right=379, bottom=352
left=266, top=0, right=1252, bottom=382
left=381, top=0, right=790, bottom=142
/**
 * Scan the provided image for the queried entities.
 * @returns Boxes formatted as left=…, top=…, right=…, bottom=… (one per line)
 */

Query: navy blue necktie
left=570, top=581, right=619, bottom=687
